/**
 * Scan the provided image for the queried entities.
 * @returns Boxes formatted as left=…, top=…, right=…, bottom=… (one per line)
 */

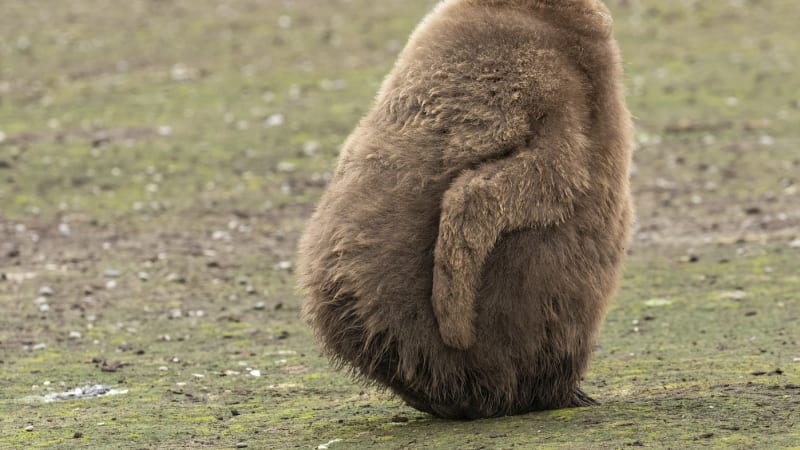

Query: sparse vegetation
left=1, top=0, right=798, bottom=448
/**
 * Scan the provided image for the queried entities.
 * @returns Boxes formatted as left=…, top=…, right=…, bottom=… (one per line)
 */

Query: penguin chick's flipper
left=432, top=101, right=591, bottom=350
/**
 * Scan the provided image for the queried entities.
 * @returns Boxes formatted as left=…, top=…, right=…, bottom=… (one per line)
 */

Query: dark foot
left=396, top=389, right=486, bottom=420
left=571, top=387, right=599, bottom=407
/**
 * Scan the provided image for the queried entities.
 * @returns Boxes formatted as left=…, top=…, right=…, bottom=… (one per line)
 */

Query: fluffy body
left=297, top=0, right=633, bottom=419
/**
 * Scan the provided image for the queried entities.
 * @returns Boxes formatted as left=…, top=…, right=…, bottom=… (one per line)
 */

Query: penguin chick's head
left=462, top=0, right=613, bottom=37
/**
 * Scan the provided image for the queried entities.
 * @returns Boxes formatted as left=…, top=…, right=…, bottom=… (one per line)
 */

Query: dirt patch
left=0, top=126, right=171, bottom=148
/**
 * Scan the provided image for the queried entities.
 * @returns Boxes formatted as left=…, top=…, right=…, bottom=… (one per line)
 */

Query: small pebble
left=236, top=443, right=248, bottom=448
left=254, top=301, right=266, bottom=310
left=58, top=223, right=72, bottom=237
left=25, top=425, right=34, bottom=432
left=277, top=161, right=295, bottom=172
left=759, top=135, right=775, bottom=146
left=39, top=286, right=54, bottom=296
left=266, top=113, right=284, bottom=127
left=171, top=275, right=187, bottom=284
left=303, top=140, right=319, bottom=156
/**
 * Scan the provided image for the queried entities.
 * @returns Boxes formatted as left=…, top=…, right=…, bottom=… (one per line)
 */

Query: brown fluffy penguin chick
left=297, top=0, right=633, bottom=420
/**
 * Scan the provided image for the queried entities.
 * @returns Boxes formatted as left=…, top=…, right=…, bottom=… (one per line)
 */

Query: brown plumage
left=297, top=0, right=633, bottom=419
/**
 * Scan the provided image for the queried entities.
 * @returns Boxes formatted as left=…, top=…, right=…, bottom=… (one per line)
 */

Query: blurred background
left=1, top=1, right=798, bottom=448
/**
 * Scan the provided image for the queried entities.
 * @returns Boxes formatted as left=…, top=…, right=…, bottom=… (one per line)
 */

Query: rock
left=58, top=223, right=72, bottom=237
left=644, top=298, right=672, bottom=307
left=39, top=286, right=54, bottom=296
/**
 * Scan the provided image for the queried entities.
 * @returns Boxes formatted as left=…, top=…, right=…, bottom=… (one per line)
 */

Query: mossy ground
left=1, top=0, right=798, bottom=448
